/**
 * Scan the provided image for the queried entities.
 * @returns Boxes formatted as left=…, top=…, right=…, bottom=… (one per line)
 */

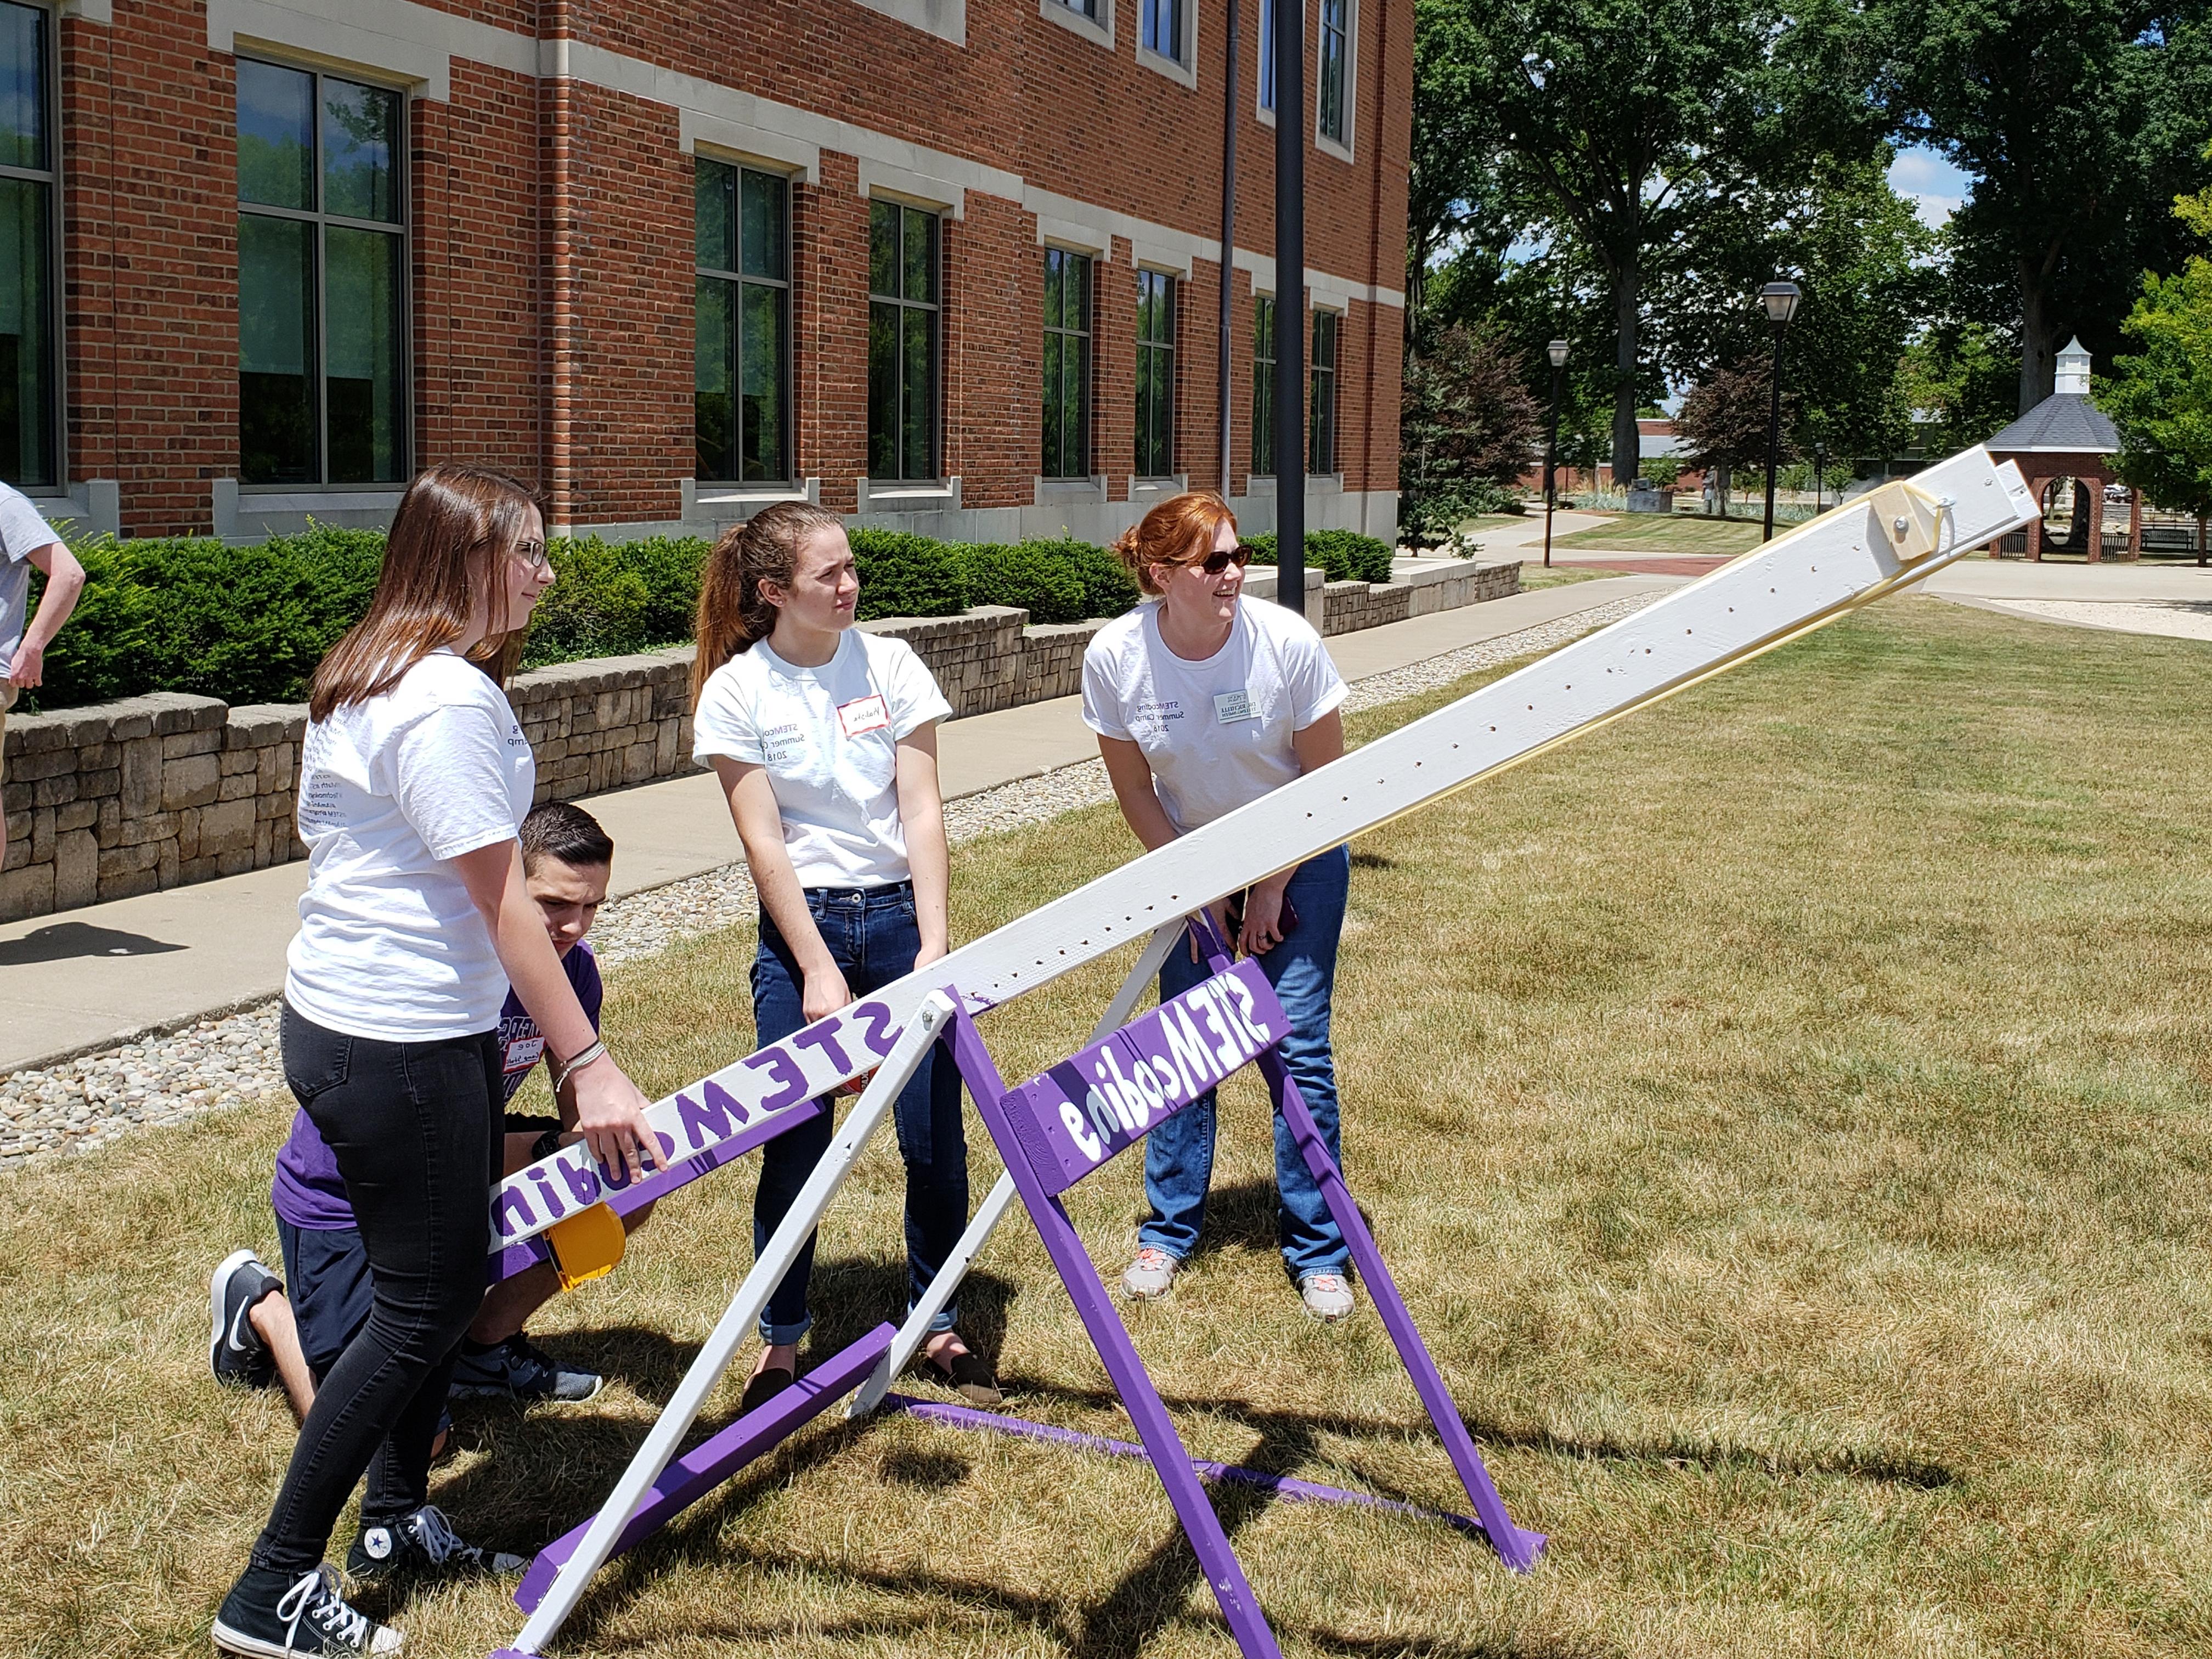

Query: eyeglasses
left=515, top=539, right=553, bottom=575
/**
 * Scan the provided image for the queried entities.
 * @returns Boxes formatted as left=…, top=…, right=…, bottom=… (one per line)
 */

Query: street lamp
left=1813, top=439, right=1825, bottom=514
left=1759, top=280, right=1801, bottom=542
left=1543, top=337, right=1568, bottom=569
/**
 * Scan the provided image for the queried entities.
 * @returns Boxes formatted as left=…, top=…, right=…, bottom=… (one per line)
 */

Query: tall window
left=1257, top=0, right=1274, bottom=110
left=1318, top=0, right=1350, bottom=143
left=1310, top=309, right=1339, bottom=473
left=868, top=201, right=938, bottom=481
left=1042, top=249, right=1091, bottom=479
left=1251, top=295, right=1276, bottom=474
left=1142, top=0, right=1183, bottom=60
left=1136, top=270, right=1175, bottom=478
left=695, top=160, right=789, bottom=483
left=0, top=0, right=54, bottom=488
left=238, top=60, right=406, bottom=487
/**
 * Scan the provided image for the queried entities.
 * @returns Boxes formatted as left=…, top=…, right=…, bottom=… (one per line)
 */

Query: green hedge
left=1240, top=529, right=1396, bottom=584
left=32, top=527, right=387, bottom=710
left=23, top=522, right=1141, bottom=711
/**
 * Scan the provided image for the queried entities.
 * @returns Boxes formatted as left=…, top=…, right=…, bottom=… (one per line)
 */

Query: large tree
left=2105, top=155, right=2212, bottom=517
left=1880, top=0, right=2212, bottom=412
left=1420, top=0, right=1876, bottom=484
left=1657, top=152, right=1937, bottom=464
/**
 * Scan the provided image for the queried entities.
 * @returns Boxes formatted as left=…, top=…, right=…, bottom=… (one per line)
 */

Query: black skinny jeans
left=251, top=1005, right=500, bottom=1576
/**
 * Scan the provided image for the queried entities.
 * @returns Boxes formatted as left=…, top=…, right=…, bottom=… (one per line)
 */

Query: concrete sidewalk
left=0, top=576, right=1672, bottom=1073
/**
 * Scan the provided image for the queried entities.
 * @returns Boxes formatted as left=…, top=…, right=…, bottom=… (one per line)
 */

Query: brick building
left=0, top=0, right=1408, bottom=547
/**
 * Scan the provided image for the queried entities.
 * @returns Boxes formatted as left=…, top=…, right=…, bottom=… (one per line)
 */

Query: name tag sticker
left=1214, top=689, right=1256, bottom=725
left=504, top=1035, right=545, bottom=1074
left=838, top=694, right=893, bottom=738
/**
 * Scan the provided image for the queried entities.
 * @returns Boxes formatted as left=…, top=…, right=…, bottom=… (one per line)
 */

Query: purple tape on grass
left=883, top=1395, right=1485, bottom=1534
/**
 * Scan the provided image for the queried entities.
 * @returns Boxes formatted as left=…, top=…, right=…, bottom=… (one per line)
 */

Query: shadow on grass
left=1184, top=1177, right=1379, bottom=1266
left=992, top=1377, right=1956, bottom=1492
left=565, top=1454, right=1610, bottom=1659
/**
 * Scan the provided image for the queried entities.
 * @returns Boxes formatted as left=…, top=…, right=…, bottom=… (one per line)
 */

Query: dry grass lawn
left=7, top=597, right=2212, bottom=1658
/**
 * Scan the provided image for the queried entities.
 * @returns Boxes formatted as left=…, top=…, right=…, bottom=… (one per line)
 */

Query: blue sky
left=1888, top=144, right=1972, bottom=228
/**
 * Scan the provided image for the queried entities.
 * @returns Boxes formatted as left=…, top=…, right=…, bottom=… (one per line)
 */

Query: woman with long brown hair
left=691, top=500, right=998, bottom=1412
left=213, top=466, right=657, bottom=1659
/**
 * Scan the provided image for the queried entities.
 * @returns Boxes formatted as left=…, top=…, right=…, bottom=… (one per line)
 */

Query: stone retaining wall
left=2, top=558, right=1520, bottom=922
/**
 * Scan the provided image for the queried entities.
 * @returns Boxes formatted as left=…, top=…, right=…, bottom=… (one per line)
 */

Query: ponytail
left=691, top=500, right=847, bottom=704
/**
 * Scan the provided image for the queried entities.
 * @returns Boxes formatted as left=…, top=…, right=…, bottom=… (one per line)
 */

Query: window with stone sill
left=237, top=58, right=408, bottom=488
left=695, top=158, right=790, bottom=484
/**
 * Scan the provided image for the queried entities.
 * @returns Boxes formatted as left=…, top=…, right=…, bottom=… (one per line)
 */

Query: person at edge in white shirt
left=1080, top=491, right=1359, bottom=1325
left=690, top=500, right=1000, bottom=1412
left=0, top=478, right=86, bottom=866
left=213, top=466, right=658, bottom=1659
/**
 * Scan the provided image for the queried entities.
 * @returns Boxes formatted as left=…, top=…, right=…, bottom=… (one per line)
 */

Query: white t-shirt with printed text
left=691, top=629, right=952, bottom=889
left=285, top=649, right=537, bottom=1041
left=1082, top=598, right=1347, bottom=834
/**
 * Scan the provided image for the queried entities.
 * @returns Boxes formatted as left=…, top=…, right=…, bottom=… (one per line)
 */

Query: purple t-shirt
left=272, top=943, right=604, bottom=1229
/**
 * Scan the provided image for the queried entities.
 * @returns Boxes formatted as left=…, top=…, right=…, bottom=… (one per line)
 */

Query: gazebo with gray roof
left=1985, top=337, right=2140, bottom=561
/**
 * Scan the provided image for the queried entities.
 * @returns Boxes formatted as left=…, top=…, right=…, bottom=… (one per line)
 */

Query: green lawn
left=9, top=599, right=2212, bottom=1657
left=1549, top=516, right=1769, bottom=555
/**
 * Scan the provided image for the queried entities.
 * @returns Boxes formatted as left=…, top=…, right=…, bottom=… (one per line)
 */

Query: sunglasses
left=1182, top=545, right=1254, bottom=577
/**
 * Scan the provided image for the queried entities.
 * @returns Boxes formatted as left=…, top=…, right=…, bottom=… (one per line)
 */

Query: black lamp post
left=1759, top=280, right=1801, bottom=542
left=1543, top=337, right=1568, bottom=569
left=1813, top=439, right=1825, bottom=513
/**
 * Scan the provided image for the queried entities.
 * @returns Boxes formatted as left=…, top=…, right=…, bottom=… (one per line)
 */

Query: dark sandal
left=739, top=1365, right=795, bottom=1416
left=919, top=1350, right=1002, bottom=1407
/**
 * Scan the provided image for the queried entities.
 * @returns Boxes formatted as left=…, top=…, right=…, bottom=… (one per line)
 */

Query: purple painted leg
left=1185, top=918, right=1543, bottom=1572
left=1262, top=1047, right=1547, bottom=1570
left=944, top=1011, right=1286, bottom=1659
left=511, top=1323, right=895, bottom=1614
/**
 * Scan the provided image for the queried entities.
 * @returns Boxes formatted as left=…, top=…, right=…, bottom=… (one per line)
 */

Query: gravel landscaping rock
left=0, top=595, right=1660, bottom=1168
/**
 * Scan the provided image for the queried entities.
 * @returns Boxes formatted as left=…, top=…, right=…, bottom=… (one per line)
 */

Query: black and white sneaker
left=346, top=1504, right=527, bottom=1582
left=447, top=1332, right=603, bottom=1402
left=211, top=1562, right=402, bottom=1656
left=209, top=1249, right=281, bottom=1389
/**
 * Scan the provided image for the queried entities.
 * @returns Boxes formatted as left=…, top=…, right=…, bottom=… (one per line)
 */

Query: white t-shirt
left=1082, top=598, right=1347, bottom=834
left=285, top=650, right=537, bottom=1041
left=0, top=481, right=63, bottom=676
left=692, top=629, right=951, bottom=889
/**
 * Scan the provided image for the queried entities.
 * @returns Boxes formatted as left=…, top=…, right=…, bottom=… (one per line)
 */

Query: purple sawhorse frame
left=938, top=935, right=1544, bottom=1659
left=495, top=935, right=1537, bottom=1658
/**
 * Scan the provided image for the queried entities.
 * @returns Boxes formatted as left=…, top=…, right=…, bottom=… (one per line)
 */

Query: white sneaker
left=1121, top=1246, right=1180, bottom=1300
left=1298, top=1272, right=1355, bottom=1322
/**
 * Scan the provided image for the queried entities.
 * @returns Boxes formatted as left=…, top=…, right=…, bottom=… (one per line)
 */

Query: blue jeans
left=751, top=882, right=967, bottom=1345
left=1141, top=845, right=1351, bottom=1281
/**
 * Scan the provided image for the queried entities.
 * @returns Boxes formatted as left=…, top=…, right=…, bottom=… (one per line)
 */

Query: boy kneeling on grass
left=207, top=802, right=651, bottom=1427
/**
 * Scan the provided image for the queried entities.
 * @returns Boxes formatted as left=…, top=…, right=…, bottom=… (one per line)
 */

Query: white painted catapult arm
left=486, top=447, right=2039, bottom=1257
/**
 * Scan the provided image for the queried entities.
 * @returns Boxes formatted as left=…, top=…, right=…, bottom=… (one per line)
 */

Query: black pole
left=1543, top=362, right=1561, bottom=568
left=1273, top=0, right=1306, bottom=616
left=1813, top=441, right=1823, bottom=512
left=1762, top=322, right=1786, bottom=541
left=1218, top=1, right=1238, bottom=499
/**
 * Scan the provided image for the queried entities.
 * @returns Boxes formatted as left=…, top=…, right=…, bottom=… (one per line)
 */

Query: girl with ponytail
left=690, top=502, right=998, bottom=1409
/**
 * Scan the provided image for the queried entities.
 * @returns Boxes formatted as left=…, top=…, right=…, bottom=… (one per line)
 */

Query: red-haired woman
left=691, top=501, right=998, bottom=1412
left=214, top=467, right=657, bottom=1659
left=1082, top=492, right=1357, bottom=1322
